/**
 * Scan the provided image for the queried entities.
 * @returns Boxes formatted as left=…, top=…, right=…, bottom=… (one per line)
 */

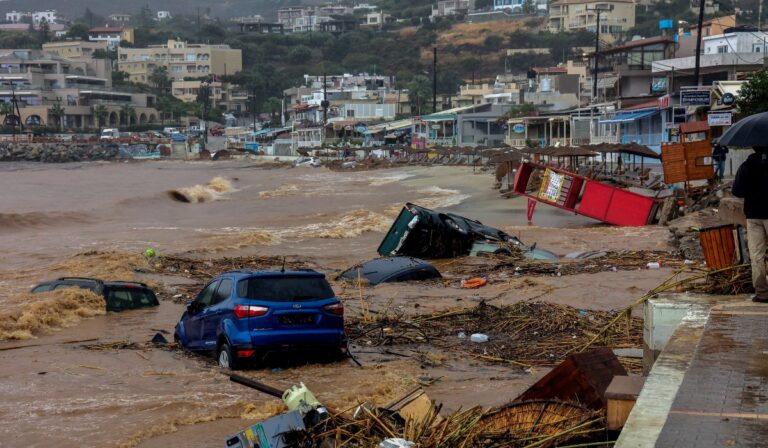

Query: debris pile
left=347, top=301, right=642, bottom=368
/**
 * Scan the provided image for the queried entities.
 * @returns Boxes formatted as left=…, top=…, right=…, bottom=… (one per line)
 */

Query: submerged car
left=174, top=270, right=346, bottom=369
left=378, top=203, right=558, bottom=260
left=294, top=157, right=321, bottom=167
left=338, top=256, right=442, bottom=286
left=31, top=277, right=159, bottom=312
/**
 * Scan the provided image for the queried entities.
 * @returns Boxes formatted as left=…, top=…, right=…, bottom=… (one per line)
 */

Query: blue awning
left=600, top=109, right=658, bottom=124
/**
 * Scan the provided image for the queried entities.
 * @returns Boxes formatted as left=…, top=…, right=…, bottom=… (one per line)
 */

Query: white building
left=6, top=10, right=58, bottom=24
left=493, top=0, right=525, bottom=12
left=703, top=27, right=768, bottom=54
left=31, top=10, right=58, bottom=25
left=157, top=11, right=172, bottom=20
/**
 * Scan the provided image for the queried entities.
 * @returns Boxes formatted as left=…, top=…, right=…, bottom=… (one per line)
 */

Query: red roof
left=89, top=27, right=124, bottom=33
left=680, top=121, right=710, bottom=134
left=532, top=67, right=568, bottom=74
left=621, top=99, right=661, bottom=111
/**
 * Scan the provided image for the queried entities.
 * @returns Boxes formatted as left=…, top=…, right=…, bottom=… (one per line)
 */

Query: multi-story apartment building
left=42, top=41, right=112, bottom=80
left=0, top=49, right=158, bottom=129
left=171, top=80, right=248, bottom=114
left=118, top=39, right=242, bottom=84
left=548, top=0, right=635, bottom=42
left=88, top=27, right=135, bottom=49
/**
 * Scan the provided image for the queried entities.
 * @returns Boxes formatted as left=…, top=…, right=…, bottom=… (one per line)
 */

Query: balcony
left=590, top=134, right=620, bottom=144
left=506, top=137, right=527, bottom=148
left=652, top=52, right=764, bottom=73
left=620, top=133, right=662, bottom=147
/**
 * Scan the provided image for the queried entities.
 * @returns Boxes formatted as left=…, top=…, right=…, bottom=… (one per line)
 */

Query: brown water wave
left=0, top=289, right=106, bottom=340
left=0, top=211, right=91, bottom=231
left=169, top=176, right=234, bottom=203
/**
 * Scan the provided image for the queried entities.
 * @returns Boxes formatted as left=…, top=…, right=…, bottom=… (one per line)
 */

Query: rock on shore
left=0, top=143, right=119, bottom=163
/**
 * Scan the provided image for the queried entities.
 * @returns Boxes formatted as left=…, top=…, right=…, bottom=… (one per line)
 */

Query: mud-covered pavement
left=0, top=160, right=677, bottom=447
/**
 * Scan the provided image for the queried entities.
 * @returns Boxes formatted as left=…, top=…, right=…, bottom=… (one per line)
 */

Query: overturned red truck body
left=513, top=162, right=662, bottom=226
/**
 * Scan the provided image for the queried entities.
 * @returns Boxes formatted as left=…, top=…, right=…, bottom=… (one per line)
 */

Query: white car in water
left=294, top=157, right=321, bottom=167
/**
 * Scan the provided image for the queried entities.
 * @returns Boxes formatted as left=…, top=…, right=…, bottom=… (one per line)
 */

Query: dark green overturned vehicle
left=378, top=203, right=558, bottom=260
left=31, top=277, right=160, bottom=312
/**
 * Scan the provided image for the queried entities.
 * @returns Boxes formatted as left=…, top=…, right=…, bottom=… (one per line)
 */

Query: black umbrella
left=716, top=111, right=768, bottom=148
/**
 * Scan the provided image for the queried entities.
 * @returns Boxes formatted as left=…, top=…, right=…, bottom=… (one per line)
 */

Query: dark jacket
left=732, top=151, right=768, bottom=219
left=712, top=145, right=729, bottom=162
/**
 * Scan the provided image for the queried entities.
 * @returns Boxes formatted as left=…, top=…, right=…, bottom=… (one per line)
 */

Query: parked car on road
left=31, top=277, right=159, bottom=312
left=174, top=270, right=346, bottom=369
left=99, top=128, right=120, bottom=141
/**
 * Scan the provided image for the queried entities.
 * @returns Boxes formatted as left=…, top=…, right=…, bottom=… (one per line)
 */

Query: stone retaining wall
left=0, top=143, right=119, bottom=163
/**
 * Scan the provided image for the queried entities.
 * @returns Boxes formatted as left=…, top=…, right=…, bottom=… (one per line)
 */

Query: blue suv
left=174, top=270, right=346, bottom=369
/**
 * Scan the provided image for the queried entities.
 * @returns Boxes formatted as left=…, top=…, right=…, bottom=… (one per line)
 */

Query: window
left=754, top=45, right=763, bottom=53
left=346, top=109, right=355, bottom=117
left=105, top=288, right=159, bottom=311
left=212, top=279, right=232, bottom=305
left=194, top=281, right=219, bottom=307
left=31, top=284, right=52, bottom=293
left=237, top=276, right=335, bottom=302
left=717, top=45, right=728, bottom=53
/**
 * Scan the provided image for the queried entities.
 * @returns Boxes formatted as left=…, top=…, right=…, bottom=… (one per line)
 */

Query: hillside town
left=0, top=0, right=767, bottom=447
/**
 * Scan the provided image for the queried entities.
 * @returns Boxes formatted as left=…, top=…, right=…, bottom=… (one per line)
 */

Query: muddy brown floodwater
left=0, top=160, right=675, bottom=447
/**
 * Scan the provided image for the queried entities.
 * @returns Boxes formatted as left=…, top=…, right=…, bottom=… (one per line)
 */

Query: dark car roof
left=338, top=257, right=441, bottom=285
left=221, top=270, right=324, bottom=280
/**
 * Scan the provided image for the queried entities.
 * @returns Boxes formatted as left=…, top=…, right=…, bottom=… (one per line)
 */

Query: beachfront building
left=88, top=27, right=135, bottom=49
left=412, top=104, right=508, bottom=149
left=0, top=49, right=159, bottom=129
left=548, top=0, right=635, bottom=42
left=118, top=39, right=242, bottom=83
left=171, top=80, right=248, bottom=114
left=277, top=5, right=353, bottom=33
left=584, top=35, right=676, bottom=107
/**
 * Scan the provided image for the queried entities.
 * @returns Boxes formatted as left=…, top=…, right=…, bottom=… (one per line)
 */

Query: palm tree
left=157, top=96, right=172, bottom=124
left=119, top=104, right=135, bottom=126
left=92, top=104, right=108, bottom=129
left=48, top=101, right=65, bottom=131
left=0, top=102, right=13, bottom=126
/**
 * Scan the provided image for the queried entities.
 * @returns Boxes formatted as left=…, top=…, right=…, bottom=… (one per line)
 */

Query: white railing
left=590, top=135, right=620, bottom=144
left=506, top=137, right=527, bottom=148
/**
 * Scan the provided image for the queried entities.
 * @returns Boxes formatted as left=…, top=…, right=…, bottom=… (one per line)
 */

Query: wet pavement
left=621, top=300, right=768, bottom=448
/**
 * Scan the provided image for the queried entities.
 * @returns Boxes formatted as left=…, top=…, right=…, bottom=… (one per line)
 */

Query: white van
left=163, top=127, right=179, bottom=136
left=99, top=128, right=120, bottom=141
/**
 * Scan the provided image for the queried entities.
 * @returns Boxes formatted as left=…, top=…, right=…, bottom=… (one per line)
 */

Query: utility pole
left=432, top=47, right=437, bottom=113
left=693, top=0, right=706, bottom=85
left=591, top=8, right=602, bottom=103
left=321, top=73, right=329, bottom=125
left=251, top=87, right=257, bottom=131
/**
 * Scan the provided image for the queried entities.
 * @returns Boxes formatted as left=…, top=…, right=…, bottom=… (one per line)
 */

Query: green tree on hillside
left=0, top=102, right=13, bottom=125
left=264, top=97, right=282, bottom=120
left=112, top=70, right=130, bottom=86
left=736, top=69, right=768, bottom=116
left=408, top=75, right=432, bottom=116
left=149, top=66, right=171, bottom=92
left=67, top=22, right=90, bottom=40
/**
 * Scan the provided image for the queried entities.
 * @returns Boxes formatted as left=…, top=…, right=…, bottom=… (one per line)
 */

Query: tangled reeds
left=347, top=301, right=642, bottom=369
left=283, top=399, right=603, bottom=448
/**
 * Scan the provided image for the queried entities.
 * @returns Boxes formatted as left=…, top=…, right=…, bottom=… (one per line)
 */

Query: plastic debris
left=379, top=439, right=416, bottom=448
left=647, top=262, right=661, bottom=269
left=470, top=333, right=489, bottom=343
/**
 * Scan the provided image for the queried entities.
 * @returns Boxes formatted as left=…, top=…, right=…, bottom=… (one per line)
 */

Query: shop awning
left=599, top=109, right=658, bottom=124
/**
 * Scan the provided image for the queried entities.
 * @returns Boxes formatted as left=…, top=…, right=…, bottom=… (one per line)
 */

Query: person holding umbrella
left=719, top=112, right=768, bottom=302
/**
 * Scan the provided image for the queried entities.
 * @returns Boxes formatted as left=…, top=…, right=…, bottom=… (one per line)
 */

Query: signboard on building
left=651, top=77, right=667, bottom=93
left=512, top=123, right=525, bottom=134
left=680, top=89, right=711, bottom=107
left=707, top=112, right=733, bottom=126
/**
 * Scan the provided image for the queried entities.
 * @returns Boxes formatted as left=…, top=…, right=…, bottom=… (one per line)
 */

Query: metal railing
left=590, top=135, right=620, bottom=144
left=506, top=137, right=527, bottom=147
left=620, top=134, right=662, bottom=146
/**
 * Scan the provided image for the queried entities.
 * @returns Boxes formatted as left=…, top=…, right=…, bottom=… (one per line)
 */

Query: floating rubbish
left=379, top=439, right=416, bottom=448
left=470, top=333, right=489, bottom=343
left=647, top=262, right=661, bottom=269
left=578, top=310, right=588, bottom=316
left=144, top=248, right=156, bottom=258
left=457, top=331, right=466, bottom=339
left=150, top=333, right=168, bottom=345
left=461, top=277, right=487, bottom=289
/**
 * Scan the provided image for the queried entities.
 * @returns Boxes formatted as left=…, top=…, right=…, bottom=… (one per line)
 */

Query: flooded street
left=0, top=160, right=674, bottom=447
